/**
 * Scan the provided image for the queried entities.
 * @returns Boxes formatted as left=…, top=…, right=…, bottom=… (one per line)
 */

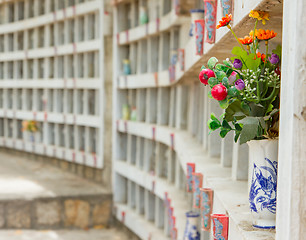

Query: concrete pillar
left=276, top=0, right=306, bottom=238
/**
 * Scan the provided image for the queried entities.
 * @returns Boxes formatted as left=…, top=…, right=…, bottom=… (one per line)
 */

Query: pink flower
left=228, top=71, right=237, bottom=85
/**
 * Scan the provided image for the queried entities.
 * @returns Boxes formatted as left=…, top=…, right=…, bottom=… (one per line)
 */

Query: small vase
left=211, top=214, right=229, bottom=240
left=184, top=211, right=200, bottom=240
left=139, top=6, right=148, bottom=25
left=194, top=19, right=205, bottom=55
left=186, top=163, right=195, bottom=192
left=189, top=9, right=205, bottom=37
left=220, top=0, right=234, bottom=17
left=130, top=107, right=137, bottom=121
left=123, top=59, right=131, bottom=75
left=30, top=134, right=34, bottom=142
left=192, top=173, right=203, bottom=208
left=122, top=104, right=130, bottom=120
left=204, top=0, right=218, bottom=44
left=200, top=188, right=213, bottom=231
left=247, top=139, right=278, bottom=229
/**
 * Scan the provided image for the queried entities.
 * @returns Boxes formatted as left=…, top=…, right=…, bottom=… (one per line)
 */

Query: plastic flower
left=235, top=79, right=245, bottom=90
left=211, top=84, right=228, bottom=101
left=199, top=69, right=215, bottom=85
left=238, top=36, right=253, bottom=45
left=249, top=10, right=269, bottom=25
left=255, top=29, right=277, bottom=41
left=216, top=14, right=232, bottom=29
left=22, top=121, right=28, bottom=132
left=255, top=52, right=266, bottom=62
left=233, top=59, right=242, bottom=69
left=268, top=53, right=280, bottom=64
left=228, top=71, right=238, bottom=84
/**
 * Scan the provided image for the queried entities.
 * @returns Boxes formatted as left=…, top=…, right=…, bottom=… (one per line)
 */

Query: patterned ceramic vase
left=194, top=19, right=205, bottom=55
left=184, top=211, right=200, bottom=240
left=200, top=188, right=213, bottom=231
left=247, top=139, right=278, bottom=229
left=211, top=214, right=229, bottom=240
left=192, top=173, right=203, bottom=208
left=220, top=0, right=234, bottom=17
left=186, top=163, right=195, bottom=192
left=204, top=0, right=217, bottom=44
left=189, top=9, right=205, bottom=37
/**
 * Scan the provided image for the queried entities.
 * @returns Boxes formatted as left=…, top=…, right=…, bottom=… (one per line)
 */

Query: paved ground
left=0, top=152, right=110, bottom=200
left=0, top=229, right=129, bottom=240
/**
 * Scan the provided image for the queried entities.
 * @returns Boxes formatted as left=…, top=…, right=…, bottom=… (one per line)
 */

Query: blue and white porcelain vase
left=184, top=211, right=200, bottom=240
left=247, top=139, right=278, bottom=229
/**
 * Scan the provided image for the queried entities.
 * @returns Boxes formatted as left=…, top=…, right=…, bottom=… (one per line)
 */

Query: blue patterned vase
left=247, top=139, right=278, bottom=229
left=184, top=211, right=200, bottom=240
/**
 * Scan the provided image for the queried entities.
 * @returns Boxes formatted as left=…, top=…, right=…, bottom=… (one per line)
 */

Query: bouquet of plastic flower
left=199, top=11, right=281, bottom=144
left=22, top=120, right=39, bottom=133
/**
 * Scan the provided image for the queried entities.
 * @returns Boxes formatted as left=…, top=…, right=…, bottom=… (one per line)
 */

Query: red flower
left=199, top=69, right=215, bottom=85
left=211, top=84, right=228, bottom=101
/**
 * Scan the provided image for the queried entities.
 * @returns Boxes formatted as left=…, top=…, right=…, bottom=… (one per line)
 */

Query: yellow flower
left=249, top=10, right=269, bottom=25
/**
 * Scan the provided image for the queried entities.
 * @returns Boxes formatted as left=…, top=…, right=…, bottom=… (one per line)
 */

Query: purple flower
left=268, top=53, right=279, bottom=65
left=235, top=79, right=245, bottom=90
left=233, top=59, right=242, bottom=69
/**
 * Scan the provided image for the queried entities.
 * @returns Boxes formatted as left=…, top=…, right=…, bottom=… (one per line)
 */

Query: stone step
left=0, top=152, right=112, bottom=230
left=0, top=229, right=128, bottom=240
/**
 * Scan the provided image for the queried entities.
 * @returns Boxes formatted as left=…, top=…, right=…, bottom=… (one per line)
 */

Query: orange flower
left=216, top=14, right=232, bottom=29
left=255, top=52, right=266, bottom=62
left=238, top=36, right=253, bottom=45
left=253, top=29, right=277, bottom=41
left=249, top=10, right=269, bottom=25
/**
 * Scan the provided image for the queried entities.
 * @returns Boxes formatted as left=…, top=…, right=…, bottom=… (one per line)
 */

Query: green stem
left=256, top=77, right=261, bottom=102
left=252, top=20, right=258, bottom=52
left=264, top=41, right=268, bottom=69
left=227, top=25, right=245, bottom=51
left=261, top=83, right=277, bottom=102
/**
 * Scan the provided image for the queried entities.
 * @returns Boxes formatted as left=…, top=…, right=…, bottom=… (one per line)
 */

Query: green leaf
left=249, top=103, right=265, bottom=117
left=210, top=113, right=220, bottom=123
left=231, top=46, right=261, bottom=71
left=222, top=77, right=229, bottom=88
left=208, top=77, right=218, bottom=87
left=207, top=119, right=221, bottom=131
left=215, top=64, right=230, bottom=72
left=238, top=117, right=260, bottom=144
left=234, top=123, right=242, bottom=131
left=222, top=119, right=232, bottom=129
left=241, top=101, right=251, bottom=113
left=272, top=45, right=282, bottom=60
left=227, top=87, right=238, bottom=98
left=208, top=57, right=218, bottom=69
left=208, top=91, right=213, bottom=99
left=234, top=131, right=241, bottom=142
left=215, top=70, right=227, bottom=82
left=219, top=99, right=229, bottom=109
left=226, top=68, right=234, bottom=77
left=220, top=129, right=230, bottom=138
left=223, top=60, right=233, bottom=68
left=266, top=103, right=274, bottom=114
left=224, top=99, right=249, bottom=122
left=201, top=65, right=206, bottom=70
